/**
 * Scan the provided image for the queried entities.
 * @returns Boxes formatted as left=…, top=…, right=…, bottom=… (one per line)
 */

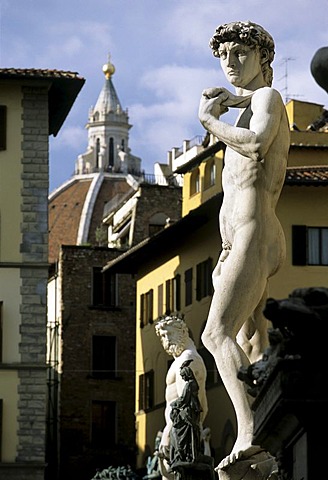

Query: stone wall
left=57, top=246, right=136, bottom=480
left=17, top=85, right=49, bottom=479
left=133, top=183, right=182, bottom=244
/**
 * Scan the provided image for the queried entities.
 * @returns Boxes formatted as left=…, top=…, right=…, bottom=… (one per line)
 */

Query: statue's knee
left=201, top=330, right=216, bottom=352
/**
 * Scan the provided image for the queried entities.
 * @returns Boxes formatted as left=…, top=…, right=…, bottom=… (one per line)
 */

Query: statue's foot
left=215, top=445, right=264, bottom=471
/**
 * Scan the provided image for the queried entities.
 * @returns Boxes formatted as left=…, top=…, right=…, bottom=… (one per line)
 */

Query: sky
left=1, top=0, right=327, bottom=193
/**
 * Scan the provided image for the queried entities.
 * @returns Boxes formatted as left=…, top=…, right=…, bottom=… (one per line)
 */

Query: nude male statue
left=155, top=315, right=208, bottom=479
left=198, top=21, right=290, bottom=471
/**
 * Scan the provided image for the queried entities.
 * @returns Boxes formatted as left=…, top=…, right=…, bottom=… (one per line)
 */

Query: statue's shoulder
left=252, top=86, right=283, bottom=104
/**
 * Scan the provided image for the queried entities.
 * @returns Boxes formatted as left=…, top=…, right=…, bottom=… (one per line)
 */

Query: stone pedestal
left=252, top=359, right=328, bottom=480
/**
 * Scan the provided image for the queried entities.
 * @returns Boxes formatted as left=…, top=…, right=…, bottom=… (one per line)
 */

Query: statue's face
left=158, top=325, right=186, bottom=357
left=218, top=41, right=262, bottom=88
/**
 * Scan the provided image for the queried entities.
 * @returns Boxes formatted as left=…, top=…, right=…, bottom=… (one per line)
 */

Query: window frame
left=92, top=267, right=118, bottom=308
left=196, top=258, right=213, bottom=301
left=184, top=268, right=193, bottom=306
left=190, top=168, right=200, bottom=196
left=204, top=158, right=216, bottom=189
left=92, top=335, right=117, bottom=379
left=292, top=225, right=328, bottom=266
left=165, top=275, right=181, bottom=315
left=0, top=106, right=7, bottom=151
left=140, top=289, right=154, bottom=327
left=138, top=370, right=154, bottom=412
left=91, top=400, right=116, bottom=447
left=0, top=302, right=2, bottom=362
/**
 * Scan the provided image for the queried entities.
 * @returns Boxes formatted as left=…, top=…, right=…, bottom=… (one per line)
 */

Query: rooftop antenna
left=277, top=57, right=303, bottom=103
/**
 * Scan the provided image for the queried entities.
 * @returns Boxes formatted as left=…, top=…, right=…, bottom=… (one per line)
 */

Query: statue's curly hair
left=155, top=313, right=186, bottom=335
left=210, top=20, right=275, bottom=86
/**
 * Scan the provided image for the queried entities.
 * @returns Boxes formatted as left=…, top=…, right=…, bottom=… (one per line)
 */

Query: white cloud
left=51, top=126, right=86, bottom=151
left=5, top=0, right=324, bottom=191
left=127, top=64, right=227, bottom=166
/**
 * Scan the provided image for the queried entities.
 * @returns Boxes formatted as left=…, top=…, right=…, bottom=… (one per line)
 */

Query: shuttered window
left=0, top=106, right=6, bottom=151
left=292, top=225, right=328, bottom=266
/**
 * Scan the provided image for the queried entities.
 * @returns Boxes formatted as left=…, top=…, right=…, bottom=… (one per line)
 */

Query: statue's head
left=210, top=20, right=275, bottom=87
left=155, top=314, right=190, bottom=357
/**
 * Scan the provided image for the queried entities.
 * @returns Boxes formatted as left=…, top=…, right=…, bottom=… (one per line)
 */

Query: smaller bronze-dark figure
left=169, top=359, right=203, bottom=467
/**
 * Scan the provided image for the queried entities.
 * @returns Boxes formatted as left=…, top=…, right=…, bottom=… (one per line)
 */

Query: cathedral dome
left=48, top=55, right=142, bottom=264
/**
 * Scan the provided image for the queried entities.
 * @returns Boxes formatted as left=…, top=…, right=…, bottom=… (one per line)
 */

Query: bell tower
left=76, top=54, right=141, bottom=175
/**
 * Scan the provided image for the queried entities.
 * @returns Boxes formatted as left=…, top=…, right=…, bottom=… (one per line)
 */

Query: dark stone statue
left=311, top=46, right=328, bottom=94
left=169, top=360, right=202, bottom=467
left=238, top=286, right=328, bottom=397
left=168, top=360, right=214, bottom=480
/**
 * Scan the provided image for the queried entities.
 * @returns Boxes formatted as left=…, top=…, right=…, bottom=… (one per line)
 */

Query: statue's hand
left=201, top=86, right=253, bottom=110
left=199, top=88, right=229, bottom=124
left=158, top=444, right=170, bottom=460
left=202, top=87, right=230, bottom=102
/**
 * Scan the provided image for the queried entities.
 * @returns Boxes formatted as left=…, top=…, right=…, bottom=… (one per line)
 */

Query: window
left=158, top=284, right=164, bottom=317
left=0, top=399, right=2, bottom=459
left=109, top=137, right=114, bottom=168
left=140, top=289, right=154, bottom=327
left=0, top=302, right=2, bottom=362
left=0, top=106, right=6, bottom=151
left=292, top=225, right=328, bottom=266
left=92, top=336, right=116, bottom=378
left=91, top=400, right=116, bottom=447
left=139, top=370, right=154, bottom=411
left=204, top=159, right=216, bottom=189
left=190, top=168, right=200, bottom=195
left=196, top=258, right=213, bottom=301
left=184, top=268, right=193, bottom=306
left=92, top=267, right=117, bottom=307
left=165, top=275, right=181, bottom=314
left=96, top=138, right=100, bottom=169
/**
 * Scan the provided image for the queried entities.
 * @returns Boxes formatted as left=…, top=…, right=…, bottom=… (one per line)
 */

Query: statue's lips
left=227, top=70, right=239, bottom=76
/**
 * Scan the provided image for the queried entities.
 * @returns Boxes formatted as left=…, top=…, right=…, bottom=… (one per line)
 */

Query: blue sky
left=1, top=0, right=327, bottom=192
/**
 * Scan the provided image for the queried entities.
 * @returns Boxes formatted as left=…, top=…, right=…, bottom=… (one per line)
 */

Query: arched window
left=109, top=137, right=114, bottom=168
left=204, top=159, right=216, bottom=189
left=190, top=168, right=200, bottom=196
left=93, top=111, right=99, bottom=122
left=121, top=139, right=125, bottom=152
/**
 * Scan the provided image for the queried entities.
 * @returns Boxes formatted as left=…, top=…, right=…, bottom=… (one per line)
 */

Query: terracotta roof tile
left=48, top=175, right=133, bottom=264
left=0, top=68, right=82, bottom=80
left=49, top=179, right=92, bottom=264
left=285, top=166, right=328, bottom=185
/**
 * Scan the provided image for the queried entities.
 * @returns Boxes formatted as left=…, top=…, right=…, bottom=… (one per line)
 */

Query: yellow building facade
left=104, top=99, right=328, bottom=469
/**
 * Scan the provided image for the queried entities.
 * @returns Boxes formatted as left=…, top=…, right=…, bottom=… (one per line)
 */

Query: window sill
left=88, top=305, right=121, bottom=311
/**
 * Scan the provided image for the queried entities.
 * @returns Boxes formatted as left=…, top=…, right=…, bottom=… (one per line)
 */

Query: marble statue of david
left=199, top=20, right=290, bottom=473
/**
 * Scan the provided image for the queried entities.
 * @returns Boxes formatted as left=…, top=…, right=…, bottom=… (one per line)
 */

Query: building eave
left=0, top=68, right=85, bottom=136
